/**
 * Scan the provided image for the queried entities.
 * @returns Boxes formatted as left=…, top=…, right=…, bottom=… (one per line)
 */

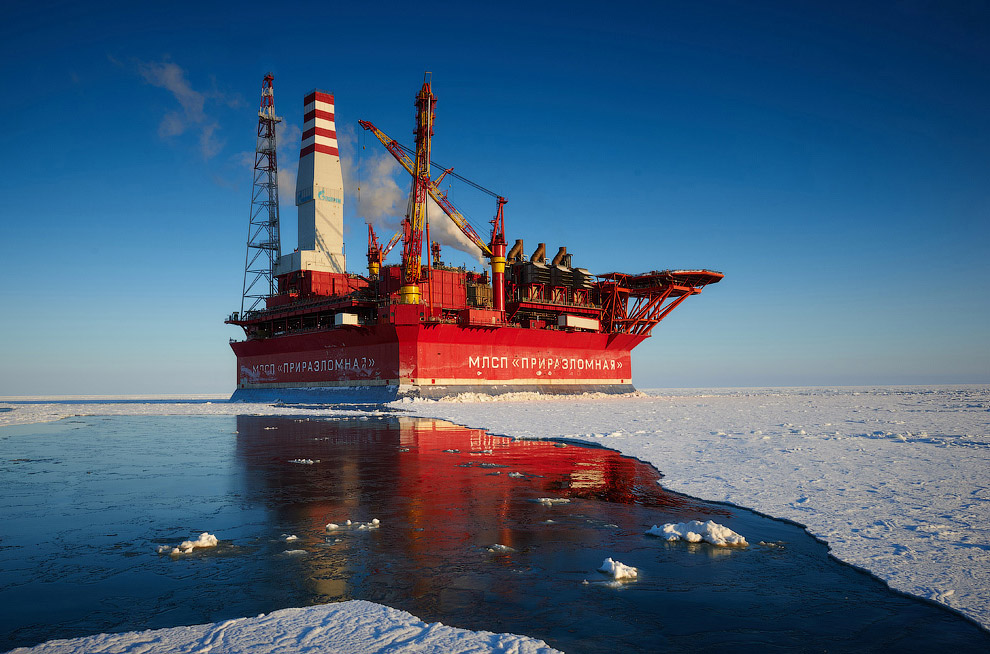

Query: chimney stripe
left=303, top=108, right=335, bottom=123
left=300, top=143, right=339, bottom=157
left=302, top=127, right=337, bottom=141
left=303, top=91, right=334, bottom=106
left=301, top=133, right=338, bottom=149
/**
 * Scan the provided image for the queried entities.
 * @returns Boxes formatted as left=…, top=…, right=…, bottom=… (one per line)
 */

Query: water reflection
left=1, top=414, right=987, bottom=653
left=233, top=416, right=990, bottom=653
left=234, top=415, right=726, bottom=608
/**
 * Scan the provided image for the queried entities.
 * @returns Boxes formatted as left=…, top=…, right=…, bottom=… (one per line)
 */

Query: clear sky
left=3, top=1, right=988, bottom=395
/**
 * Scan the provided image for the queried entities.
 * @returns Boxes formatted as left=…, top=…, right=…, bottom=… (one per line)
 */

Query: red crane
left=366, top=223, right=401, bottom=278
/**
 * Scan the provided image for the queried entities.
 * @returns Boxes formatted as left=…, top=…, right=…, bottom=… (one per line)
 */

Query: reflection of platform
left=232, top=414, right=718, bottom=631
left=233, top=415, right=695, bottom=507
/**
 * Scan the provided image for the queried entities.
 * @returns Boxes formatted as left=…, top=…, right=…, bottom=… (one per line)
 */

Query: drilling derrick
left=240, top=73, right=282, bottom=314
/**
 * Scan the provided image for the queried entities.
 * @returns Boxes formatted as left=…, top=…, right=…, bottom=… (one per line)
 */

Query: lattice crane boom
left=358, top=119, right=493, bottom=258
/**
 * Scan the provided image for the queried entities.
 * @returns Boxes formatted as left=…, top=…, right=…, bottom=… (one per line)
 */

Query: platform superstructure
left=227, top=75, right=722, bottom=401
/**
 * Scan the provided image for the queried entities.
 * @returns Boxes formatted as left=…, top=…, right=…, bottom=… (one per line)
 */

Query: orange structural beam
left=595, top=269, right=722, bottom=336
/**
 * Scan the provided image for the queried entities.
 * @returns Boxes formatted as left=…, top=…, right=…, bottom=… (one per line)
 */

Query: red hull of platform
left=231, top=323, right=647, bottom=396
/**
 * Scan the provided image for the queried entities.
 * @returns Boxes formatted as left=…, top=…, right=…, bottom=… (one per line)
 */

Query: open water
left=1, top=413, right=988, bottom=653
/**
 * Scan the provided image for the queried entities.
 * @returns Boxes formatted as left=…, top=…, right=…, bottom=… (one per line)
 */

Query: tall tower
left=240, top=72, right=282, bottom=314
left=277, top=90, right=346, bottom=274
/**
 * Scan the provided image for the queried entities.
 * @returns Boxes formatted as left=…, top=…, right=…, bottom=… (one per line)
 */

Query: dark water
left=0, top=414, right=987, bottom=653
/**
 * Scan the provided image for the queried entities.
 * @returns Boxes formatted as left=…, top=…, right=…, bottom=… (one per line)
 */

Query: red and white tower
left=277, top=90, right=346, bottom=274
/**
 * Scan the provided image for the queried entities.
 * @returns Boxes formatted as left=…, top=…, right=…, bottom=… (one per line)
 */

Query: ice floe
left=326, top=519, right=380, bottom=532
left=647, top=520, right=748, bottom=546
left=598, top=557, right=638, bottom=580
left=156, top=532, right=218, bottom=556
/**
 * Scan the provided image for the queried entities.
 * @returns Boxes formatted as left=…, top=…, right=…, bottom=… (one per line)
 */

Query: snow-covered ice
left=648, top=520, right=748, bottom=546
left=0, top=397, right=377, bottom=427
left=156, top=532, right=218, bottom=556
left=7, top=600, right=560, bottom=653
left=598, top=557, right=638, bottom=580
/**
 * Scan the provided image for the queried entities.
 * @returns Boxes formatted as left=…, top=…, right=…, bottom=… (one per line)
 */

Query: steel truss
left=597, top=270, right=724, bottom=336
left=241, top=72, right=282, bottom=315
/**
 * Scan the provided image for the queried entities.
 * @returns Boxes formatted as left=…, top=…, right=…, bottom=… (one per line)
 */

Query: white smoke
left=340, top=125, right=486, bottom=265
left=355, top=151, right=407, bottom=234
left=421, top=195, right=486, bottom=265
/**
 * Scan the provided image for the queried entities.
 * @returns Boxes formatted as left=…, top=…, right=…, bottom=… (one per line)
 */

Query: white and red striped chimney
left=282, top=89, right=345, bottom=274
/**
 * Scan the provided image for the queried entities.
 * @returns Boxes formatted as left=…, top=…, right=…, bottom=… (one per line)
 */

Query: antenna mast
left=240, top=72, right=282, bottom=314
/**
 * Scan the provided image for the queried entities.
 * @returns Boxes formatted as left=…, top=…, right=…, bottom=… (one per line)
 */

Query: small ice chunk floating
left=647, top=520, right=748, bottom=547
left=156, top=532, right=219, bottom=556
left=326, top=519, right=381, bottom=532
left=598, top=557, right=639, bottom=580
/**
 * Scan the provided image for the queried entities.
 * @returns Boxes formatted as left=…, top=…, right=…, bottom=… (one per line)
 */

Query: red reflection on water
left=234, top=415, right=713, bottom=548
left=235, top=414, right=721, bottom=610
left=235, top=415, right=695, bottom=509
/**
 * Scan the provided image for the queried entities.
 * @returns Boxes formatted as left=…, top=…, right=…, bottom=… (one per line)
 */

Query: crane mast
left=359, top=75, right=509, bottom=313
left=398, top=75, right=437, bottom=304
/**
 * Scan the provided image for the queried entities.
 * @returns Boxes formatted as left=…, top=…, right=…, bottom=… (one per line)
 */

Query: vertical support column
left=490, top=197, right=508, bottom=315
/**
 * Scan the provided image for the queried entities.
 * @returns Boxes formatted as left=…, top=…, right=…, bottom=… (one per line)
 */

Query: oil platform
left=227, top=74, right=722, bottom=401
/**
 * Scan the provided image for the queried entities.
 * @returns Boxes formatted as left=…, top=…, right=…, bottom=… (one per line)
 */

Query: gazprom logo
left=317, top=189, right=342, bottom=204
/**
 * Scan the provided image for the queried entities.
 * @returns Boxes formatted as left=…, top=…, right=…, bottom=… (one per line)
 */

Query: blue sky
left=2, top=1, right=988, bottom=394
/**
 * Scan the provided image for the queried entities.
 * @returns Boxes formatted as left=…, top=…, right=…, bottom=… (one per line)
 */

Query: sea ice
left=598, top=557, right=638, bottom=580
left=647, top=520, right=748, bottom=546
left=326, top=519, right=380, bottom=532
left=9, top=600, right=561, bottom=653
left=156, top=532, right=218, bottom=556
